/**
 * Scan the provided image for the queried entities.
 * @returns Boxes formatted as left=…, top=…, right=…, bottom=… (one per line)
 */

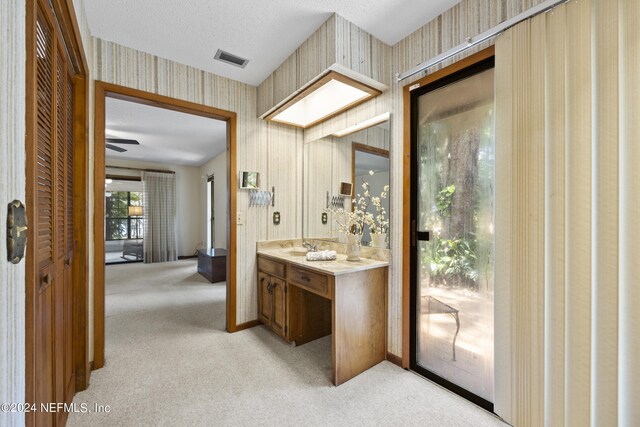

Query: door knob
left=7, top=200, right=28, bottom=264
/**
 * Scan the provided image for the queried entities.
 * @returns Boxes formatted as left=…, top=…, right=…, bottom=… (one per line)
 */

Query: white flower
left=327, top=173, right=390, bottom=236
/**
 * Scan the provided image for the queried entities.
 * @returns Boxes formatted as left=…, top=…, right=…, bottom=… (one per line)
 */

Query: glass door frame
left=409, top=54, right=495, bottom=413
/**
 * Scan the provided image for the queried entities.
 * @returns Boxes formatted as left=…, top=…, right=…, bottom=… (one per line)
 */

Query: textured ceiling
left=105, top=98, right=227, bottom=166
left=83, top=0, right=462, bottom=86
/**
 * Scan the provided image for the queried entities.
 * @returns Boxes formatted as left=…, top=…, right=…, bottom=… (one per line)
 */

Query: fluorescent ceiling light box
left=267, top=72, right=380, bottom=128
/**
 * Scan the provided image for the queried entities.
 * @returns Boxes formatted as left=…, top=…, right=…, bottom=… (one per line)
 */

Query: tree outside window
left=105, top=191, right=143, bottom=240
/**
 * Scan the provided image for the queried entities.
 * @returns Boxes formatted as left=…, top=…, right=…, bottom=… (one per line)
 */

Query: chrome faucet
left=302, top=241, right=317, bottom=252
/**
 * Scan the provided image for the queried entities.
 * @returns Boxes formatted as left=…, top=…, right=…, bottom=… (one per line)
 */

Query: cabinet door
left=271, top=276, right=287, bottom=338
left=258, top=272, right=272, bottom=324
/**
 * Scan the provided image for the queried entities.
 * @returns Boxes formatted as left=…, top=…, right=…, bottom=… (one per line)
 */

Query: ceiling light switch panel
left=236, top=211, right=244, bottom=225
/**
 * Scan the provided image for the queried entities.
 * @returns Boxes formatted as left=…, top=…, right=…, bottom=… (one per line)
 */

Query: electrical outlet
left=273, top=211, right=281, bottom=225
left=236, top=211, right=244, bottom=225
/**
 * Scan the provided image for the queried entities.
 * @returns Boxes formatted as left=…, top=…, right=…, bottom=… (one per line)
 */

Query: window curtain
left=141, top=171, right=178, bottom=263
left=494, top=0, right=639, bottom=425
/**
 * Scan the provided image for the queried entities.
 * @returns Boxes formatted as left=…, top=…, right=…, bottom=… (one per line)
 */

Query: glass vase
left=370, top=232, right=387, bottom=249
left=345, top=234, right=361, bottom=261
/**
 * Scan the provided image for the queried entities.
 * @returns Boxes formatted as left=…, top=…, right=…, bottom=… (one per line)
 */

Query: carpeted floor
left=68, top=260, right=507, bottom=426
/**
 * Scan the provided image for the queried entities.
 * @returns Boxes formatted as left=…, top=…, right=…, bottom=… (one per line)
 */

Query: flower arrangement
left=364, top=170, right=390, bottom=235
left=328, top=197, right=371, bottom=236
left=326, top=170, right=389, bottom=236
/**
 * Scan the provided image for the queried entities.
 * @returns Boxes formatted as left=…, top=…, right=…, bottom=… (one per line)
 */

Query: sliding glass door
left=410, top=57, right=495, bottom=410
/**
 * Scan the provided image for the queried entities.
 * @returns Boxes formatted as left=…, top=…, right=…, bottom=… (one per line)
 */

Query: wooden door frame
left=401, top=46, right=495, bottom=368
left=25, top=0, right=90, bottom=424
left=92, top=82, right=238, bottom=369
left=351, top=143, right=390, bottom=191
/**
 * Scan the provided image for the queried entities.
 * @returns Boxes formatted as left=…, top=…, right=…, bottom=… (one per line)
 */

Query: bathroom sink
left=286, top=249, right=308, bottom=257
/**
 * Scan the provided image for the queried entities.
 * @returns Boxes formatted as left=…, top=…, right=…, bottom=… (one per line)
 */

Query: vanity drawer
left=289, top=266, right=329, bottom=298
left=258, top=256, right=286, bottom=278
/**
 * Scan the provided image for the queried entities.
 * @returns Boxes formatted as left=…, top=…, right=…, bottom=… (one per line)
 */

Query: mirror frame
left=351, top=143, right=390, bottom=190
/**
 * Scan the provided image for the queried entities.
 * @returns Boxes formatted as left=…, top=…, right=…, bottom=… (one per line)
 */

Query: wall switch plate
left=236, top=211, right=244, bottom=225
left=321, top=212, right=328, bottom=224
left=273, top=211, right=281, bottom=225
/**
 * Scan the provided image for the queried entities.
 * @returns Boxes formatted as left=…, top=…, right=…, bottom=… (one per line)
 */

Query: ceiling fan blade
left=106, top=143, right=127, bottom=153
left=106, top=138, right=140, bottom=145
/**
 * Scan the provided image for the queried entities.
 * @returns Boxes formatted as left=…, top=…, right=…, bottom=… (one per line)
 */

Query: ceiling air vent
left=214, top=49, right=249, bottom=69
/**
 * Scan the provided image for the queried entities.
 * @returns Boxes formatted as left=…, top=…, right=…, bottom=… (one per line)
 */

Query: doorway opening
left=408, top=49, right=495, bottom=412
left=93, top=82, right=238, bottom=369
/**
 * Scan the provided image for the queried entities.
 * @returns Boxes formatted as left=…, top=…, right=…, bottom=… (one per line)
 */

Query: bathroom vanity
left=256, top=240, right=389, bottom=385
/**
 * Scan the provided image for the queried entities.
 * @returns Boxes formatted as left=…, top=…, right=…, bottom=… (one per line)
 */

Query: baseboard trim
left=234, top=320, right=261, bottom=332
left=178, top=255, right=198, bottom=260
left=386, top=352, right=403, bottom=367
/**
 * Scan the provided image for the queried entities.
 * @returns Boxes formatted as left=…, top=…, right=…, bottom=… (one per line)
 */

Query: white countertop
left=256, top=247, right=389, bottom=276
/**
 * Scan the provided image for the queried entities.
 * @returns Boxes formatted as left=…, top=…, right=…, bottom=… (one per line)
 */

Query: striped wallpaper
left=257, top=14, right=391, bottom=119
left=0, top=1, right=26, bottom=426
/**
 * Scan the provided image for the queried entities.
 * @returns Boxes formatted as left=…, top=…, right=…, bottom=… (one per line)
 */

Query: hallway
left=68, top=260, right=505, bottom=426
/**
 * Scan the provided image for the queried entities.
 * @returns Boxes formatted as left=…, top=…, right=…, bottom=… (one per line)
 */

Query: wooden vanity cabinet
left=257, top=252, right=386, bottom=385
left=257, top=259, right=288, bottom=339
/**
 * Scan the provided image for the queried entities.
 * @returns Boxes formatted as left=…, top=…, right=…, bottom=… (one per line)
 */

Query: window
left=105, top=191, right=143, bottom=240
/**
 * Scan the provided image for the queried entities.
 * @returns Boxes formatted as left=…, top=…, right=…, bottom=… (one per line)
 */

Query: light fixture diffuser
left=266, top=71, right=381, bottom=129
left=332, top=112, right=391, bottom=137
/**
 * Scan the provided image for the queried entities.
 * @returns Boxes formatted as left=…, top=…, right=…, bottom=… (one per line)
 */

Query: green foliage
left=105, top=191, right=143, bottom=240
left=436, top=184, right=455, bottom=217
left=426, top=237, right=478, bottom=284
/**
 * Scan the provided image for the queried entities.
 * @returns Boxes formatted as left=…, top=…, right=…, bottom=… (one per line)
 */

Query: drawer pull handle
left=301, top=275, right=310, bottom=282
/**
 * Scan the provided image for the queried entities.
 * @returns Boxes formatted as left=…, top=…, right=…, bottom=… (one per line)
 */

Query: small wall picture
left=239, top=171, right=259, bottom=189
left=339, top=182, right=353, bottom=196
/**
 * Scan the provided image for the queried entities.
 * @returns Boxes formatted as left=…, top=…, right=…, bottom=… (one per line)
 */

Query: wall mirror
left=239, top=171, right=259, bottom=189
left=303, top=114, right=390, bottom=247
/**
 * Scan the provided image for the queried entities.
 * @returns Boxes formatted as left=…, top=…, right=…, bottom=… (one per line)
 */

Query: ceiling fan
left=106, top=138, right=139, bottom=153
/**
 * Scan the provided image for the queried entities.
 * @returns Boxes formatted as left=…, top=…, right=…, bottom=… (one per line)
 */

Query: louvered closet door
left=34, top=1, right=75, bottom=424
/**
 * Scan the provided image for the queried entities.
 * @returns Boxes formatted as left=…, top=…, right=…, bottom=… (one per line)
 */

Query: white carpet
left=68, top=260, right=507, bottom=426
